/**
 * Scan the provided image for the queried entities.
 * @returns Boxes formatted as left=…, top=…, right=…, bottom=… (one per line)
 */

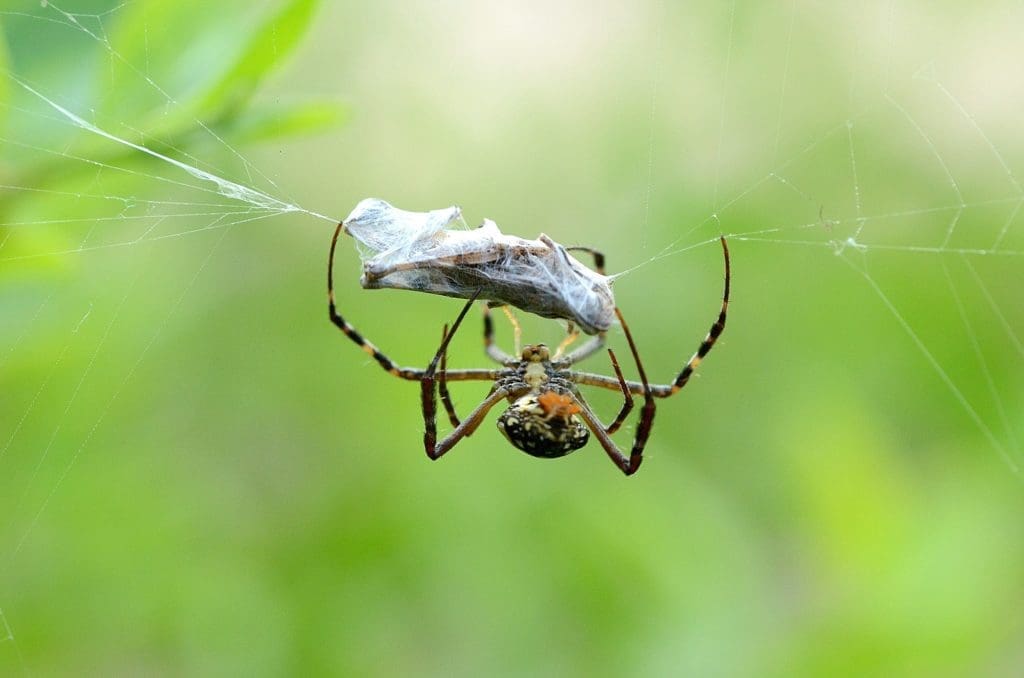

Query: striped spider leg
left=328, top=222, right=499, bottom=428
left=566, top=237, right=730, bottom=400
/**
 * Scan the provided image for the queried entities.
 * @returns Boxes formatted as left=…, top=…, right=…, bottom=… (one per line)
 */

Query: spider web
left=2, top=0, right=1023, bottom=672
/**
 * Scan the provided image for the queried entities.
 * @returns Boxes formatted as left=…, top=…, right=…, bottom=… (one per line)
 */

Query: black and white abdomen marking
left=496, top=392, right=589, bottom=458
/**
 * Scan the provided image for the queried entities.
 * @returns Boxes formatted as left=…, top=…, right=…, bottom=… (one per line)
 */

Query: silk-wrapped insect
left=342, top=198, right=615, bottom=335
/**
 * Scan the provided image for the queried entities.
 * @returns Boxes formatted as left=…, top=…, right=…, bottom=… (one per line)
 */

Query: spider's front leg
left=330, top=220, right=502, bottom=389
left=328, top=221, right=422, bottom=380
left=421, top=290, right=516, bottom=460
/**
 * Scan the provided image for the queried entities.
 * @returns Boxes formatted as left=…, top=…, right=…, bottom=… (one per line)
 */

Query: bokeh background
left=2, top=1, right=1024, bottom=675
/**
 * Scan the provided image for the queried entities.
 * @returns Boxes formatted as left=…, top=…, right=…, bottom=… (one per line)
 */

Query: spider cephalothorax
left=328, top=221, right=730, bottom=476
left=497, top=390, right=590, bottom=458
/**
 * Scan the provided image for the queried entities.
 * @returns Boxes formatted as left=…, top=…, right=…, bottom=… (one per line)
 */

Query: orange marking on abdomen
left=538, top=391, right=581, bottom=417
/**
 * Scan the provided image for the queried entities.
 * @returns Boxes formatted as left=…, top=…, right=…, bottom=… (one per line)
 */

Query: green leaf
left=0, top=23, right=9, bottom=136
left=11, top=0, right=335, bottom=189
left=98, top=0, right=244, bottom=122
left=0, top=40, right=6, bottom=139
left=195, top=0, right=321, bottom=120
left=97, top=0, right=320, bottom=133
left=219, top=99, right=349, bottom=145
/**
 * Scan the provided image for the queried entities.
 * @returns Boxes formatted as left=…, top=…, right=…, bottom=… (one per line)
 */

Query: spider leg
left=567, top=236, right=730, bottom=397
left=422, top=290, right=510, bottom=459
left=563, top=307, right=655, bottom=475
left=566, top=347, right=634, bottom=434
left=426, top=388, right=513, bottom=460
left=502, top=306, right=523, bottom=356
left=555, top=245, right=609, bottom=367
left=482, top=304, right=516, bottom=365
left=614, top=306, right=657, bottom=462
left=328, top=221, right=423, bottom=380
left=564, top=246, right=606, bottom=275
left=661, top=236, right=730, bottom=396
left=438, top=324, right=461, bottom=428
left=570, top=390, right=647, bottom=476
left=551, top=322, right=580, bottom=360
left=556, top=331, right=606, bottom=367
left=331, top=222, right=501, bottom=385
left=602, top=348, right=634, bottom=435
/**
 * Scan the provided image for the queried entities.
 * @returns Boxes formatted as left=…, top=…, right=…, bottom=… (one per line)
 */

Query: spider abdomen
left=496, top=392, right=589, bottom=458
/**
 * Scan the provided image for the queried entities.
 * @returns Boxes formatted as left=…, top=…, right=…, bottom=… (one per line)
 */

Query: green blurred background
left=2, top=1, right=1023, bottom=675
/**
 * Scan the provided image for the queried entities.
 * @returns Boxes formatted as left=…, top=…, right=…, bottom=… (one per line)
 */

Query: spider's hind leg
left=602, top=348, right=634, bottom=436
left=438, top=325, right=461, bottom=428
left=573, top=308, right=655, bottom=476
left=423, top=291, right=514, bottom=460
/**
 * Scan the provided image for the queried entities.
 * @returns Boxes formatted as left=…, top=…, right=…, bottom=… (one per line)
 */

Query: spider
left=328, top=222, right=730, bottom=475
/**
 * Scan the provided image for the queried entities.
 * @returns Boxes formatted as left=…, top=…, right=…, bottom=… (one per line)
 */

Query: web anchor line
left=10, top=77, right=338, bottom=226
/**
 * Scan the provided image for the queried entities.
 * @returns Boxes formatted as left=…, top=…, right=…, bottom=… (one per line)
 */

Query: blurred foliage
left=2, top=2, right=1024, bottom=677
left=0, top=0, right=345, bottom=213
left=0, top=28, right=8, bottom=136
